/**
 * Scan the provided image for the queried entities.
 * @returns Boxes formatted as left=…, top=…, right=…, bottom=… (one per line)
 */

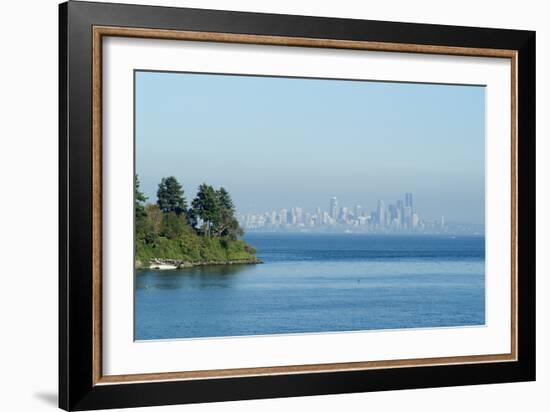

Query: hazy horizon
left=135, top=71, right=485, bottom=224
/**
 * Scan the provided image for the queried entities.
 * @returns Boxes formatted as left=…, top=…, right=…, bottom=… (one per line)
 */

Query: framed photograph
left=59, top=1, right=536, bottom=410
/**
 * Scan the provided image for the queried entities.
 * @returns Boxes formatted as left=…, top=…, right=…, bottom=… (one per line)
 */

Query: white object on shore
left=150, top=263, right=178, bottom=270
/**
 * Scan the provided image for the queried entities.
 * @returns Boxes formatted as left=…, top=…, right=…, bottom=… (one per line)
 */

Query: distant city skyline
left=136, top=71, right=485, bottom=224
left=238, top=192, right=482, bottom=235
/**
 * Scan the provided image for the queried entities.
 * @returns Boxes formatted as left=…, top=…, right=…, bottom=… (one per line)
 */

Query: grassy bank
left=135, top=176, right=258, bottom=269
left=136, top=225, right=259, bottom=268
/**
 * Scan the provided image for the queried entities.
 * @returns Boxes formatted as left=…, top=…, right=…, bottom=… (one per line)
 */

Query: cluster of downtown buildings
left=238, top=193, right=454, bottom=234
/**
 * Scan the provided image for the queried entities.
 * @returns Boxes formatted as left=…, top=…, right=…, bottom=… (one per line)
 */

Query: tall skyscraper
left=394, top=208, right=401, bottom=226
left=330, top=197, right=338, bottom=220
left=294, top=207, right=303, bottom=224
left=388, top=204, right=397, bottom=220
left=287, top=209, right=295, bottom=224
left=355, top=205, right=363, bottom=219
left=377, top=200, right=385, bottom=226
left=340, top=206, right=349, bottom=223
left=396, top=199, right=404, bottom=228
left=279, top=208, right=287, bottom=225
left=405, top=193, right=413, bottom=210
left=396, top=199, right=404, bottom=214
left=403, top=206, right=412, bottom=228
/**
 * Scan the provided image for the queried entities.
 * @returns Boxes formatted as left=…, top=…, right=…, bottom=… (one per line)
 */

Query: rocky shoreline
left=136, top=257, right=263, bottom=270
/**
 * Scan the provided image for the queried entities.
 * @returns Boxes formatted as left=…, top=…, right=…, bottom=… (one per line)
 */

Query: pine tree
left=156, top=176, right=188, bottom=216
left=217, top=187, right=234, bottom=212
left=135, top=175, right=148, bottom=237
left=215, top=187, right=242, bottom=239
left=191, top=183, right=220, bottom=237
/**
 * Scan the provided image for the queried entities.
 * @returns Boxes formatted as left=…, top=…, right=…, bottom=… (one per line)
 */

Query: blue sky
left=135, top=71, right=485, bottom=224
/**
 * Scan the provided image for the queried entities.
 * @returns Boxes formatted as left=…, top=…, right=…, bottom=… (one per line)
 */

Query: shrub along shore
left=135, top=175, right=260, bottom=270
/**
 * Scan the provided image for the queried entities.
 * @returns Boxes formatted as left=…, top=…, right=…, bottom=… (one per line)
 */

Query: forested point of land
left=135, top=175, right=259, bottom=269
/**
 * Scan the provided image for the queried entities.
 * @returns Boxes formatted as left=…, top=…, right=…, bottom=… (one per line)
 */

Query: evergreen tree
left=217, top=187, right=234, bottom=212
left=156, top=176, right=188, bottom=216
left=215, top=187, right=243, bottom=239
left=191, top=183, right=220, bottom=237
left=134, top=178, right=256, bottom=266
left=135, top=175, right=148, bottom=237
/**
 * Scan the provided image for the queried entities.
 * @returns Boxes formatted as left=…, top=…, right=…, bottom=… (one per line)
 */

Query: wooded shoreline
left=136, top=257, right=263, bottom=270
left=135, top=175, right=259, bottom=269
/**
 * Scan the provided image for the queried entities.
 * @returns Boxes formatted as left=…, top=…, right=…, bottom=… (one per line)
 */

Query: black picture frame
left=59, top=1, right=536, bottom=410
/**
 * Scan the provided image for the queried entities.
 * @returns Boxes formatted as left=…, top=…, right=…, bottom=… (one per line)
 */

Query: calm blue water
left=135, top=233, right=485, bottom=340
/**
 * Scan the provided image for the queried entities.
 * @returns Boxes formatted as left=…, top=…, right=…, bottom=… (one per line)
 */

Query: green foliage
left=217, top=187, right=234, bottom=211
left=189, top=184, right=244, bottom=239
left=135, top=231, right=256, bottom=264
left=215, top=187, right=243, bottom=240
left=135, top=176, right=252, bottom=265
left=156, top=176, right=188, bottom=216
left=161, top=212, right=188, bottom=239
left=145, top=204, right=163, bottom=232
left=135, top=175, right=148, bottom=204
left=135, top=175, right=148, bottom=238
left=191, top=183, right=219, bottom=237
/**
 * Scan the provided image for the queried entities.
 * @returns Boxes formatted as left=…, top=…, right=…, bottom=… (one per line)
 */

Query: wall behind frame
left=0, top=0, right=547, bottom=412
